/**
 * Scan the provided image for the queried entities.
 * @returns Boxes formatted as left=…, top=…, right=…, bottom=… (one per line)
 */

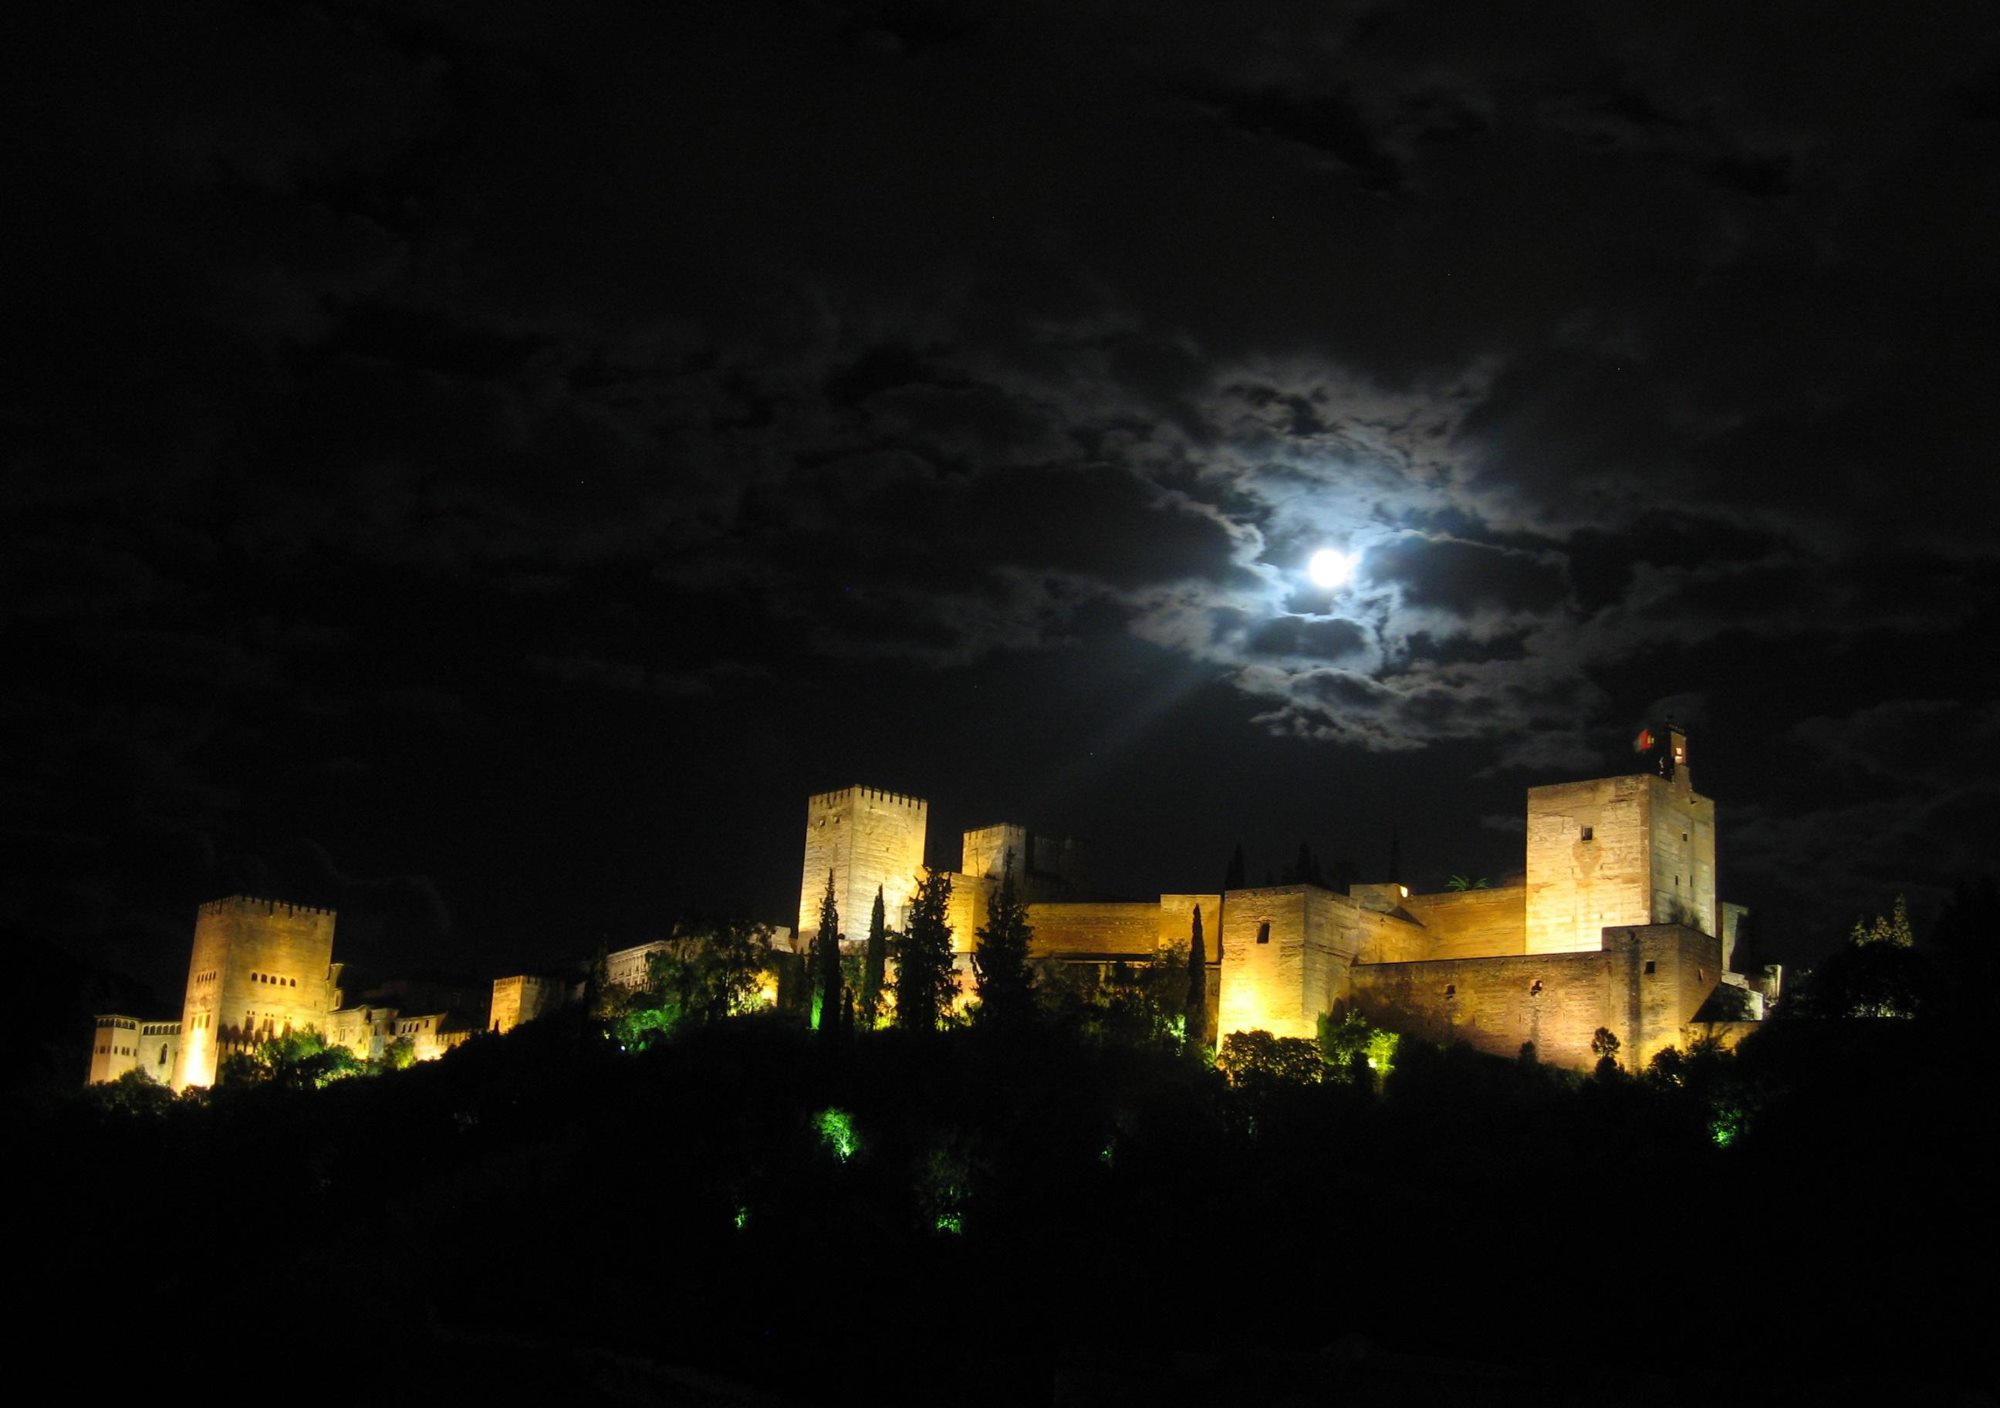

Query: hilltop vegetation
left=22, top=942, right=1998, bottom=1406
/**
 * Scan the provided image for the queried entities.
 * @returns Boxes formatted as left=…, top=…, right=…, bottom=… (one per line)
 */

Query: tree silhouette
left=860, top=885, right=888, bottom=1030
left=1184, top=904, right=1208, bottom=1057
left=814, top=869, right=842, bottom=1037
left=972, top=850, right=1034, bottom=1028
left=1224, top=842, right=1246, bottom=891
left=894, top=871, right=958, bottom=1034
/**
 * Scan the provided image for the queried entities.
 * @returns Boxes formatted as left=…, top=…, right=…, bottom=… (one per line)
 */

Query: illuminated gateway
left=89, top=728, right=1776, bottom=1087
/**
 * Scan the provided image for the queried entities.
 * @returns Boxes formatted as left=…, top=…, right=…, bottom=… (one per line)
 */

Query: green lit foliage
left=608, top=999, right=680, bottom=1053
left=1446, top=874, right=1491, bottom=892
left=368, top=1035, right=417, bottom=1074
left=813, top=869, right=842, bottom=1036
left=1217, top=1029, right=1324, bottom=1087
left=972, top=850, right=1034, bottom=1029
left=920, top=1137, right=973, bottom=1236
left=1709, top=1103, right=1748, bottom=1147
left=859, top=885, right=888, bottom=1030
left=893, top=870, right=958, bottom=1034
left=602, top=920, right=777, bottom=1051
left=1643, top=1036, right=1759, bottom=1146
left=646, top=920, right=775, bottom=1028
left=221, top=1026, right=361, bottom=1090
left=815, top=1106, right=860, bottom=1162
left=1036, top=952, right=1186, bottom=1049
left=1318, top=1011, right=1398, bottom=1087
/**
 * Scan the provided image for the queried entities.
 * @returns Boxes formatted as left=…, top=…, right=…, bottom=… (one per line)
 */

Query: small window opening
left=1644, top=960, right=1656, bottom=975
left=1580, top=825, right=1593, bottom=841
left=1256, top=922, right=1271, bottom=945
left=1529, top=979, right=1543, bottom=996
left=1444, top=984, right=1455, bottom=998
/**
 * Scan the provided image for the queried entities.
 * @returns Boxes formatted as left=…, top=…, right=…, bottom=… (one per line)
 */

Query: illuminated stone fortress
left=799, top=728, right=1774, bottom=1069
left=91, top=729, right=1774, bottom=1086
left=87, top=896, right=474, bottom=1090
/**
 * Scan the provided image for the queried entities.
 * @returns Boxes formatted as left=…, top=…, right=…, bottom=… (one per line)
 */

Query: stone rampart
left=1399, top=885, right=1529, bottom=958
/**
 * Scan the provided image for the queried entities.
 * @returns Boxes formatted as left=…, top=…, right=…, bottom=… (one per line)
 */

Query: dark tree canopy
left=972, top=851, right=1034, bottom=1028
left=894, top=870, right=958, bottom=1034
left=860, top=884, right=888, bottom=1030
left=1185, top=904, right=1208, bottom=1056
left=815, top=868, right=842, bottom=1036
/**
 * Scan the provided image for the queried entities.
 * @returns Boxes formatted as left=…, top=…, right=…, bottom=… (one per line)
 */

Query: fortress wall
left=140, top=1022, right=178, bottom=1084
left=961, top=824, right=1027, bottom=880
left=1351, top=950, right=1618, bottom=1068
left=946, top=873, right=995, bottom=955
left=325, top=1006, right=391, bottom=1059
left=1398, top=886, right=1528, bottom=958
left=607, top=940, right=672, bottom=989
left=1649, top=786, right=1716, bottom=936
left=1216, top=887, right=1354, bottom=1040
left=799, top=787, right=929, bottom=945
left=1720, top=903, right=1748, bottom=972
left=88, top=1015, right=143, bottom=1084
left=1350, top=922, right=1726, bottom=1070
left=1355, top=908, right=1435, bottom=965
left=963, top=824, right=1084, bottom=898
left=174, top=896, right=338, bottom=1089
left=1303, top=887, right=1360, bottom=1014
left=1156, top=894, right=1221, bottom=957
left=490, top=975, right=569, bottom=1034
left=1630, top=924, right=1723, bottom=1068
left=1525, top=777, right=1656, bottom=954
left=1026, top=902, right=1160, bottom=959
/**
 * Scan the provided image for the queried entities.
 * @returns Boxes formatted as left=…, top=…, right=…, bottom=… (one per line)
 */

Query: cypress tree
left=815, top=869, right=842, bottom=1037
left=860, top=885, right=888, bottom=1030
left=972, top=850, right=1034, bottom=1028
left=1185, top=904, right=1207, bottom=1056
left=894, top=870, right=957, bottom=1034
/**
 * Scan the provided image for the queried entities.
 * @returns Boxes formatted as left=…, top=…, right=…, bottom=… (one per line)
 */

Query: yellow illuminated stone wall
left=1215, top=886, right=1340, bottom=1040
left=798, top=786, right=929, bottom=946
left=489, top=974, right=570, bottom=1033
left=1024, top=901, right=1160, bottom=960
left=1525, top=765, right=1718, bottom=956
left=87, top=1014, right=171, bottom=1084
left=1398, top=886, right=1529, bottom=958
left=1349, top=923, right=1723, bottom=1069
left=172, top=896, right=339, bottom=1090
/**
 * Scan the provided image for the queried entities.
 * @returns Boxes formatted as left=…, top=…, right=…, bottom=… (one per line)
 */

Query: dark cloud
left=6, top=0, right=1998, bottom=975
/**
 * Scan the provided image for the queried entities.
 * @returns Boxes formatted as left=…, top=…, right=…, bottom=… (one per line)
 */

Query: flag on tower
left=1633, top=727, right=1656, bottom=753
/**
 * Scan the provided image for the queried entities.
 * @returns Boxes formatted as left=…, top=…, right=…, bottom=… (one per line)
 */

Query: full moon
left=1308, top=548, right=1357, bottom=590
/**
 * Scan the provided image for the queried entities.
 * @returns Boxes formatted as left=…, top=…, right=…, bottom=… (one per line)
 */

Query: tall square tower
left=171, top=896, right=340, bottom=1089
left=1523, top=731, right=1716, bottom=954
left=797, top=787, right=929, bottom=946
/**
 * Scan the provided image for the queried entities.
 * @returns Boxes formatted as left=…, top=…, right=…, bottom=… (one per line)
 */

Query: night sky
left=9, top=2, right=1999, bottom=1003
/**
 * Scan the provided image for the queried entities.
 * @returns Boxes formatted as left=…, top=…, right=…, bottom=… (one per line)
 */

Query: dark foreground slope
left=18, top=1015, right=1993, bottom=1406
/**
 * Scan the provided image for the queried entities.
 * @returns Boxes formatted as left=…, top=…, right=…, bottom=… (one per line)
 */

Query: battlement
left=198, top=895, right=338, bottom=919
left=809, top=785, right=927, bottom=811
